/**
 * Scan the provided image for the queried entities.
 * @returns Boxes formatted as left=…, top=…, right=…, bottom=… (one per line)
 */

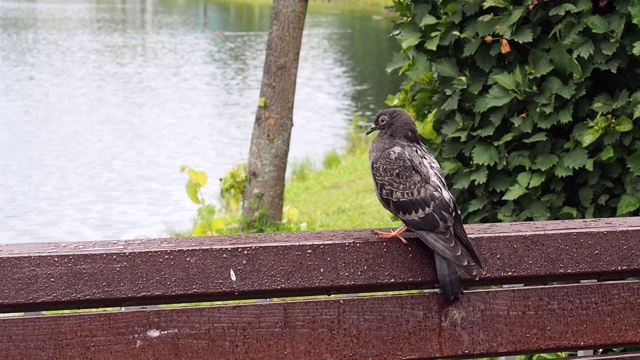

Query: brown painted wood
left=2, top=218, right=640, bottom=312
left=1, top=281, right=639, bottom=359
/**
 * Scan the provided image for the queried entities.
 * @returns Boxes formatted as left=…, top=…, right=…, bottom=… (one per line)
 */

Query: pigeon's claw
left=372, top=225, right=409, bottom=245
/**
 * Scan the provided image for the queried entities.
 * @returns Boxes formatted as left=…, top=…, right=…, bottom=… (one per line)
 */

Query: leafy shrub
left=387, top=0, right=640, bottom=222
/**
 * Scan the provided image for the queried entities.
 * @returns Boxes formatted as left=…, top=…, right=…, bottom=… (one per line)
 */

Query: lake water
left=0, top=0, right=400, bottom=243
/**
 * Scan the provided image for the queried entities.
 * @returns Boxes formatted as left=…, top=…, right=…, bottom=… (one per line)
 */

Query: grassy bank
left=173, top=120, right=399, bottom=237
left=283, top=131, right=398, bottom=231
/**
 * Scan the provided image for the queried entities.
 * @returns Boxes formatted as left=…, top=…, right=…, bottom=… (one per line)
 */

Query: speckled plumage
left=367, top=108, right=483, bottom=301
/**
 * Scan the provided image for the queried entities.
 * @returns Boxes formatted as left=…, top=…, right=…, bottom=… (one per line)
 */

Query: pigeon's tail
left=434, top=253, right=463, bottom=301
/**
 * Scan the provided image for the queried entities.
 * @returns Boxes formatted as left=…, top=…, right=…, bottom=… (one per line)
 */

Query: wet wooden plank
left=1, top=218, right=640, bottom=312
left=1, top=281, right=639, bottom=360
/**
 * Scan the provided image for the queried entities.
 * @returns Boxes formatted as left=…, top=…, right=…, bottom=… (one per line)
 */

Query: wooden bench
left=1, top=218, right=639, bottom=359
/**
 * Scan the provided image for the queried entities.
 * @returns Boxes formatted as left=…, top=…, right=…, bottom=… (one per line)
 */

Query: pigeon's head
left=366, top=108, right=420, bottom=142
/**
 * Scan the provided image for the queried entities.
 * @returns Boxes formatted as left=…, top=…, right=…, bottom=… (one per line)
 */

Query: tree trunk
left=242, top=0, right=308, bottom=229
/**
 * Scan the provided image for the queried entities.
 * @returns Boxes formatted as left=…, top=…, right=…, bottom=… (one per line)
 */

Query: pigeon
left=366, top=108, right=483, bottom=301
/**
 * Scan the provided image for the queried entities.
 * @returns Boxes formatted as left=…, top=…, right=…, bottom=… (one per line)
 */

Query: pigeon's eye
left=379, top=116, right=387, bottom=125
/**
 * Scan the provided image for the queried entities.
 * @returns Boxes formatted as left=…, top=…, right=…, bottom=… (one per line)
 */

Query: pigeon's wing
left=371, top=143, right=482, bottom=276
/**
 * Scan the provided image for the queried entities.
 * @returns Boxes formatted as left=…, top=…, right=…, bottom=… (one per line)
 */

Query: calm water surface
left=0, top=0, right=400, bottom=243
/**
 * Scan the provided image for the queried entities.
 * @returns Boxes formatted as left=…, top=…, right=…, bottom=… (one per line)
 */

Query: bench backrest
left=1, top=218, right=639, bottom=359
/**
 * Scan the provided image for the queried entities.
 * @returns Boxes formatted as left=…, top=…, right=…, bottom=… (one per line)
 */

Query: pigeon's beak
left=365, top=124, right=377, bottom=136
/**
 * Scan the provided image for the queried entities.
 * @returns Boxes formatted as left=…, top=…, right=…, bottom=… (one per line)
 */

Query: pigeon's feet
left=372, top=225, right=408, bottom=245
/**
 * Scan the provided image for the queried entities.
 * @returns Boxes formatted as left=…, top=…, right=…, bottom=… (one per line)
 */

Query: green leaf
left=574, top=38, right=595, bottom=59
left=186, top=181, right=202, bottom=205
left=433, top=58, right=459, bottom=77
left=441, top=140, right=465, bottom=157
left=424, top=33, right=441, bottom=50
left=470, top=167, right=489, bottom=184
left=472, top=142, right=500, bottom=165
left=452, top=76, right=468, bottom=90
left=417, top=109, right=442, bottom=143
left=463, top=38, right=482, bottom=57
left=558, top=106, right=573, bottom=124
left=386, top=52, right=407, bottom=74
left=585, top=158, right=594, bottom=171
left=452, top=171, right=472, bottom=189
left=551, top=50, right=582, bottom=78
left=398, top=23, right=422, bottom=50
left=631, top=6, right=640, bottom=26
left=599, top=145, right=614, bottom=161
left=529, top=172, right=545, bottom=187
left=529, top=51, right=554, bottom=77
left=615, top=116, right=633, bottom=132
left=579, top=187, right=594, bottom=207
left=475, top=85, right=516, bottom=112
left=441, top=91, right=460, bottom=110
left=529, top=200, right=550, bottom=220
left=549, top=3, right=578, bottom=16
left=633, top=104, right=640, bottom=120
left=508, top=151, right=531, bottom=169
left=467, top=198, right=486, bottom=212
left=482, top=0, right=510, bottom=9
left=554, top=163, right=573, bottom=177
left=517, top=171, right=532, bottom=187
left=581, top=127, right=604, bottom=147
left=475, top=14, right=501, bottom=36
left=188, top=169, right=208, bottom=186
left=511, top=26, right=533, bottom=43
left=558, top=206, right=578, bottom=219
left=495, top=133, right=514, bottom=145
left=617, top=194, right=640, bottom=216
left=405, top=52, right=431, bottom=81
left=502, top=183, right=527, bottom=200
left=627, top=150, right=640, bottom=176
left=420, top=14, right=438, bottom=26
left=562, top=147, right=589, bottom=169
left=533, top=154, right=559, bottom=171
left=584, top=15, right=608, bottom=34
left=440, top=159, right=462, bottom=174
left=541, top=77, right=575, bottom=99
left=471, top=123, right=496, bottom=137
left=492, top=72, right=518, bottom=91
left=210, top=218, right=225, bottom=231
left=633, top=41, right=640, bottom=56
left=497, top=202, right=515, bottom=221
left=598, top=39, right=619, bottom=56
left=522, top=133, right=547, bottom=143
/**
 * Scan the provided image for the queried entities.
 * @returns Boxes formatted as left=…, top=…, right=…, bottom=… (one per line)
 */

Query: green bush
left=387, top=0, right=640, bottom=222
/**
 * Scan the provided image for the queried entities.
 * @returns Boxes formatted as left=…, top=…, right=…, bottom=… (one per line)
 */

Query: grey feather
left=367, top=108, right=483, bottom=300
left=435, top=252, right=463, bottom=301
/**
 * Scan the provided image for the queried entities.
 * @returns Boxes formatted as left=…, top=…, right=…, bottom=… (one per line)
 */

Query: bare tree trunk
left=242, top=0, right=308, bottom=229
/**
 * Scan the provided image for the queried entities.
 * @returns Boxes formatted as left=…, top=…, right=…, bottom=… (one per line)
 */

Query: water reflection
left=0, top=0, right=400, bottom=243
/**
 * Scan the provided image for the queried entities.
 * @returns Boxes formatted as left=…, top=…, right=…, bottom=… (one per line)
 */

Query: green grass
left=171, top=119, right=399, bottom=236
left=283, top=135, right=399, bottom=231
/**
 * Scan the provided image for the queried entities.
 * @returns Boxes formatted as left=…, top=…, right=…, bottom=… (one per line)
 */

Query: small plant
left=180, top=165, right=224, bottom=236
left=180, top=163, right=305, bottom=235
left=220, top=163, right=247, bottom=212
